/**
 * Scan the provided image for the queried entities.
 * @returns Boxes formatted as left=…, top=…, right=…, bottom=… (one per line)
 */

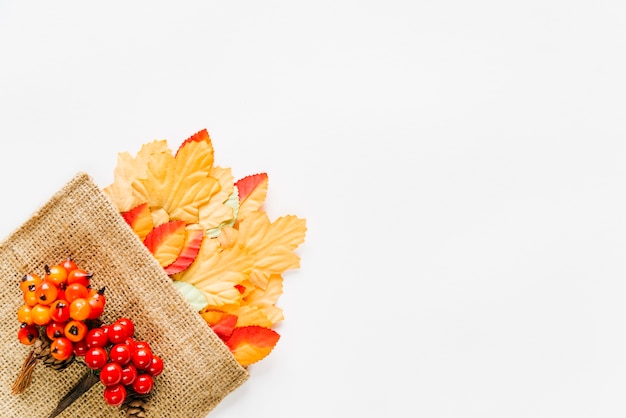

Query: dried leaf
left=200, top=166, right=236, bottom=232
left=200, top=310, right=238, bottom=341
left=237, top=212, right=307, bottom=289
left=121, top=203, right=154, bottom=241
left=236, top=173, right=268, bottom=221
left=173, top=236, right=251, bottom=307
left=243, top=274, right=285, bottom=324
left=103, top=140, right=171, bottom=212
left=225, top=326, right=280, bottom=367
left=163, top=226, right=204, bottom=275
left=143, top=220, right=187, bottom=267
left=221, top=305, right=273, bottom=328
left=132, top=133, right=220, bottom=225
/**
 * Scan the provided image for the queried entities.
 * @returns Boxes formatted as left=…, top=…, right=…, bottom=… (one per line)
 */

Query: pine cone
left=34, top=335, right=75, bottom=371
left=123, top=390, right=150, bottom=418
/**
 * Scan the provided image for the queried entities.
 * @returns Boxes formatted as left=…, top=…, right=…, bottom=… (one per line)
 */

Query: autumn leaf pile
left=103, top=129, right=306, bottom=367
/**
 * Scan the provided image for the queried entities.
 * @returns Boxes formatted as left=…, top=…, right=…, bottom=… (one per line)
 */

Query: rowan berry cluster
left=17, top=258, right=105, bottom=360
left=16, top=258, right=163, bottom=408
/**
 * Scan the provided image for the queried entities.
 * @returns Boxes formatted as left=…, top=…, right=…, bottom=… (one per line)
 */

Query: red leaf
left=121, top=203, right=154, bottom=241
left=143, top=220, right=187, bottom=267
left=211, top=314, right=238, bottom=341
left=225, top=326, right=280, bottom=366
left=163, top=228, right=204, bottom=275
left=235, top=173, right=268, bottom=203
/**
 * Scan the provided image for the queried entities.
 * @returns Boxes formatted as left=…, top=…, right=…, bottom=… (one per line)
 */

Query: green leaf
left=172, top=281, right=208, bottom=311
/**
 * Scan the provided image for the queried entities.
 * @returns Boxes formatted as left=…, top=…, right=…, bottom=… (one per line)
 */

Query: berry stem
left=46, top=370, right=100, bottom=418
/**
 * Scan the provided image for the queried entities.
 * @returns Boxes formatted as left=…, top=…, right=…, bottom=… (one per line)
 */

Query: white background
left=2, top=1, right=626, bottom=417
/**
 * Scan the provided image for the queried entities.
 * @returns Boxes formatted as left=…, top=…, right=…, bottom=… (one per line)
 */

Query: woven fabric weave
left=0, top=172, right=249, bottom=417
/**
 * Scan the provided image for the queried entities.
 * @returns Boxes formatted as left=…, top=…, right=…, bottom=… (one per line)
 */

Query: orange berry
left=69, top=298, right=91, bottom=321
left=23, top=288, right=38, bottom=307
left=17, top=304, right=33, bottom=325
left=45, top=264, right=68, bottom=287
left=64, top=320, right=88, bottom=342
left=87, top=287, right=106, bottom=320
left=31, top=304, right=52, bottom=326
left=34, top=280, right=59, bottom=306
left=50, top=337, right=73, bottom=361
left=17, top=305, right=33, bottom=325
left=19, top=273, right=42, bottom=293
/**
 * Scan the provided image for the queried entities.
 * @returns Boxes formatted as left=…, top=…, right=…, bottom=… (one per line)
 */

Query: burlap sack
left=0, top=172, right=249, bottom=417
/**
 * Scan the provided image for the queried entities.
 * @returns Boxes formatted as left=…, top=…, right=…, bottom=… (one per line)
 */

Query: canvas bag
left=0, top=172, right=249, bottom=417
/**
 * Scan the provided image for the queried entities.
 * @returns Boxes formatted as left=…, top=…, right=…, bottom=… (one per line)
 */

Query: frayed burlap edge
left=0, top=172, right=249, bottom=418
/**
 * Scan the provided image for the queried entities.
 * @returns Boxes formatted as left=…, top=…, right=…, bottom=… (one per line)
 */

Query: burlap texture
left=0, top=172, right=249, bottom=417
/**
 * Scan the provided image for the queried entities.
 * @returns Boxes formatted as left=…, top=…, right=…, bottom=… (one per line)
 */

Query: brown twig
left=46, top=371, right=100, bottom=418
left=11, top=348, right=38, bottom=394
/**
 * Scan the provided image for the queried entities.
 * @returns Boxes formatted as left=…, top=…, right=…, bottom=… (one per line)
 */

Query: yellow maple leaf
left=223, top=305, right=273, bottom=328
left=198, top=166, right=235, bottom=230
left=236, top=211, right=307, bottom=289
left=103, top=140, right=171, bottom=212
left=173, top=234, right=252, bottom=307
left=242, top=274, right=285, bottom=324
left=132, top=138, right=221, bottom=225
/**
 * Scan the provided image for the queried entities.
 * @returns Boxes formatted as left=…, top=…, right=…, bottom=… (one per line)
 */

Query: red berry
left=132, top=347, right=153, bottom=370
left=131, top=374, right=154, bottom=395
left=120, top=364, right=138, bottom=385
left=109, top=343, right=132, bottom=366
left=103, top=383, right=127, bottom=407
left=86, top=289, right=106, bottom=320
left=65, top=282, right=89, bottom=303
left=108, top=322, right=130, bottom=344
left=133, top=340, right=151, bottom=352
left=66, top=268, right=92, bottom=287
left=100, top=362, right=123, bottom=386
left=60, top=258, right=79, bottom=275
left=49, top=300, right=70, bottom=323
left=73, top=339, right=89, bottom=356
left=85, top=346, right=108, bottom=369
left=17, top=324, right=39, bottom=345
left=85, top=327, right=108, bottom=348
left=146, top=355, right=164, bottom=377
left=46, top=321, right=66, bottom=340
left=115, top=317, right=134, bottom=336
